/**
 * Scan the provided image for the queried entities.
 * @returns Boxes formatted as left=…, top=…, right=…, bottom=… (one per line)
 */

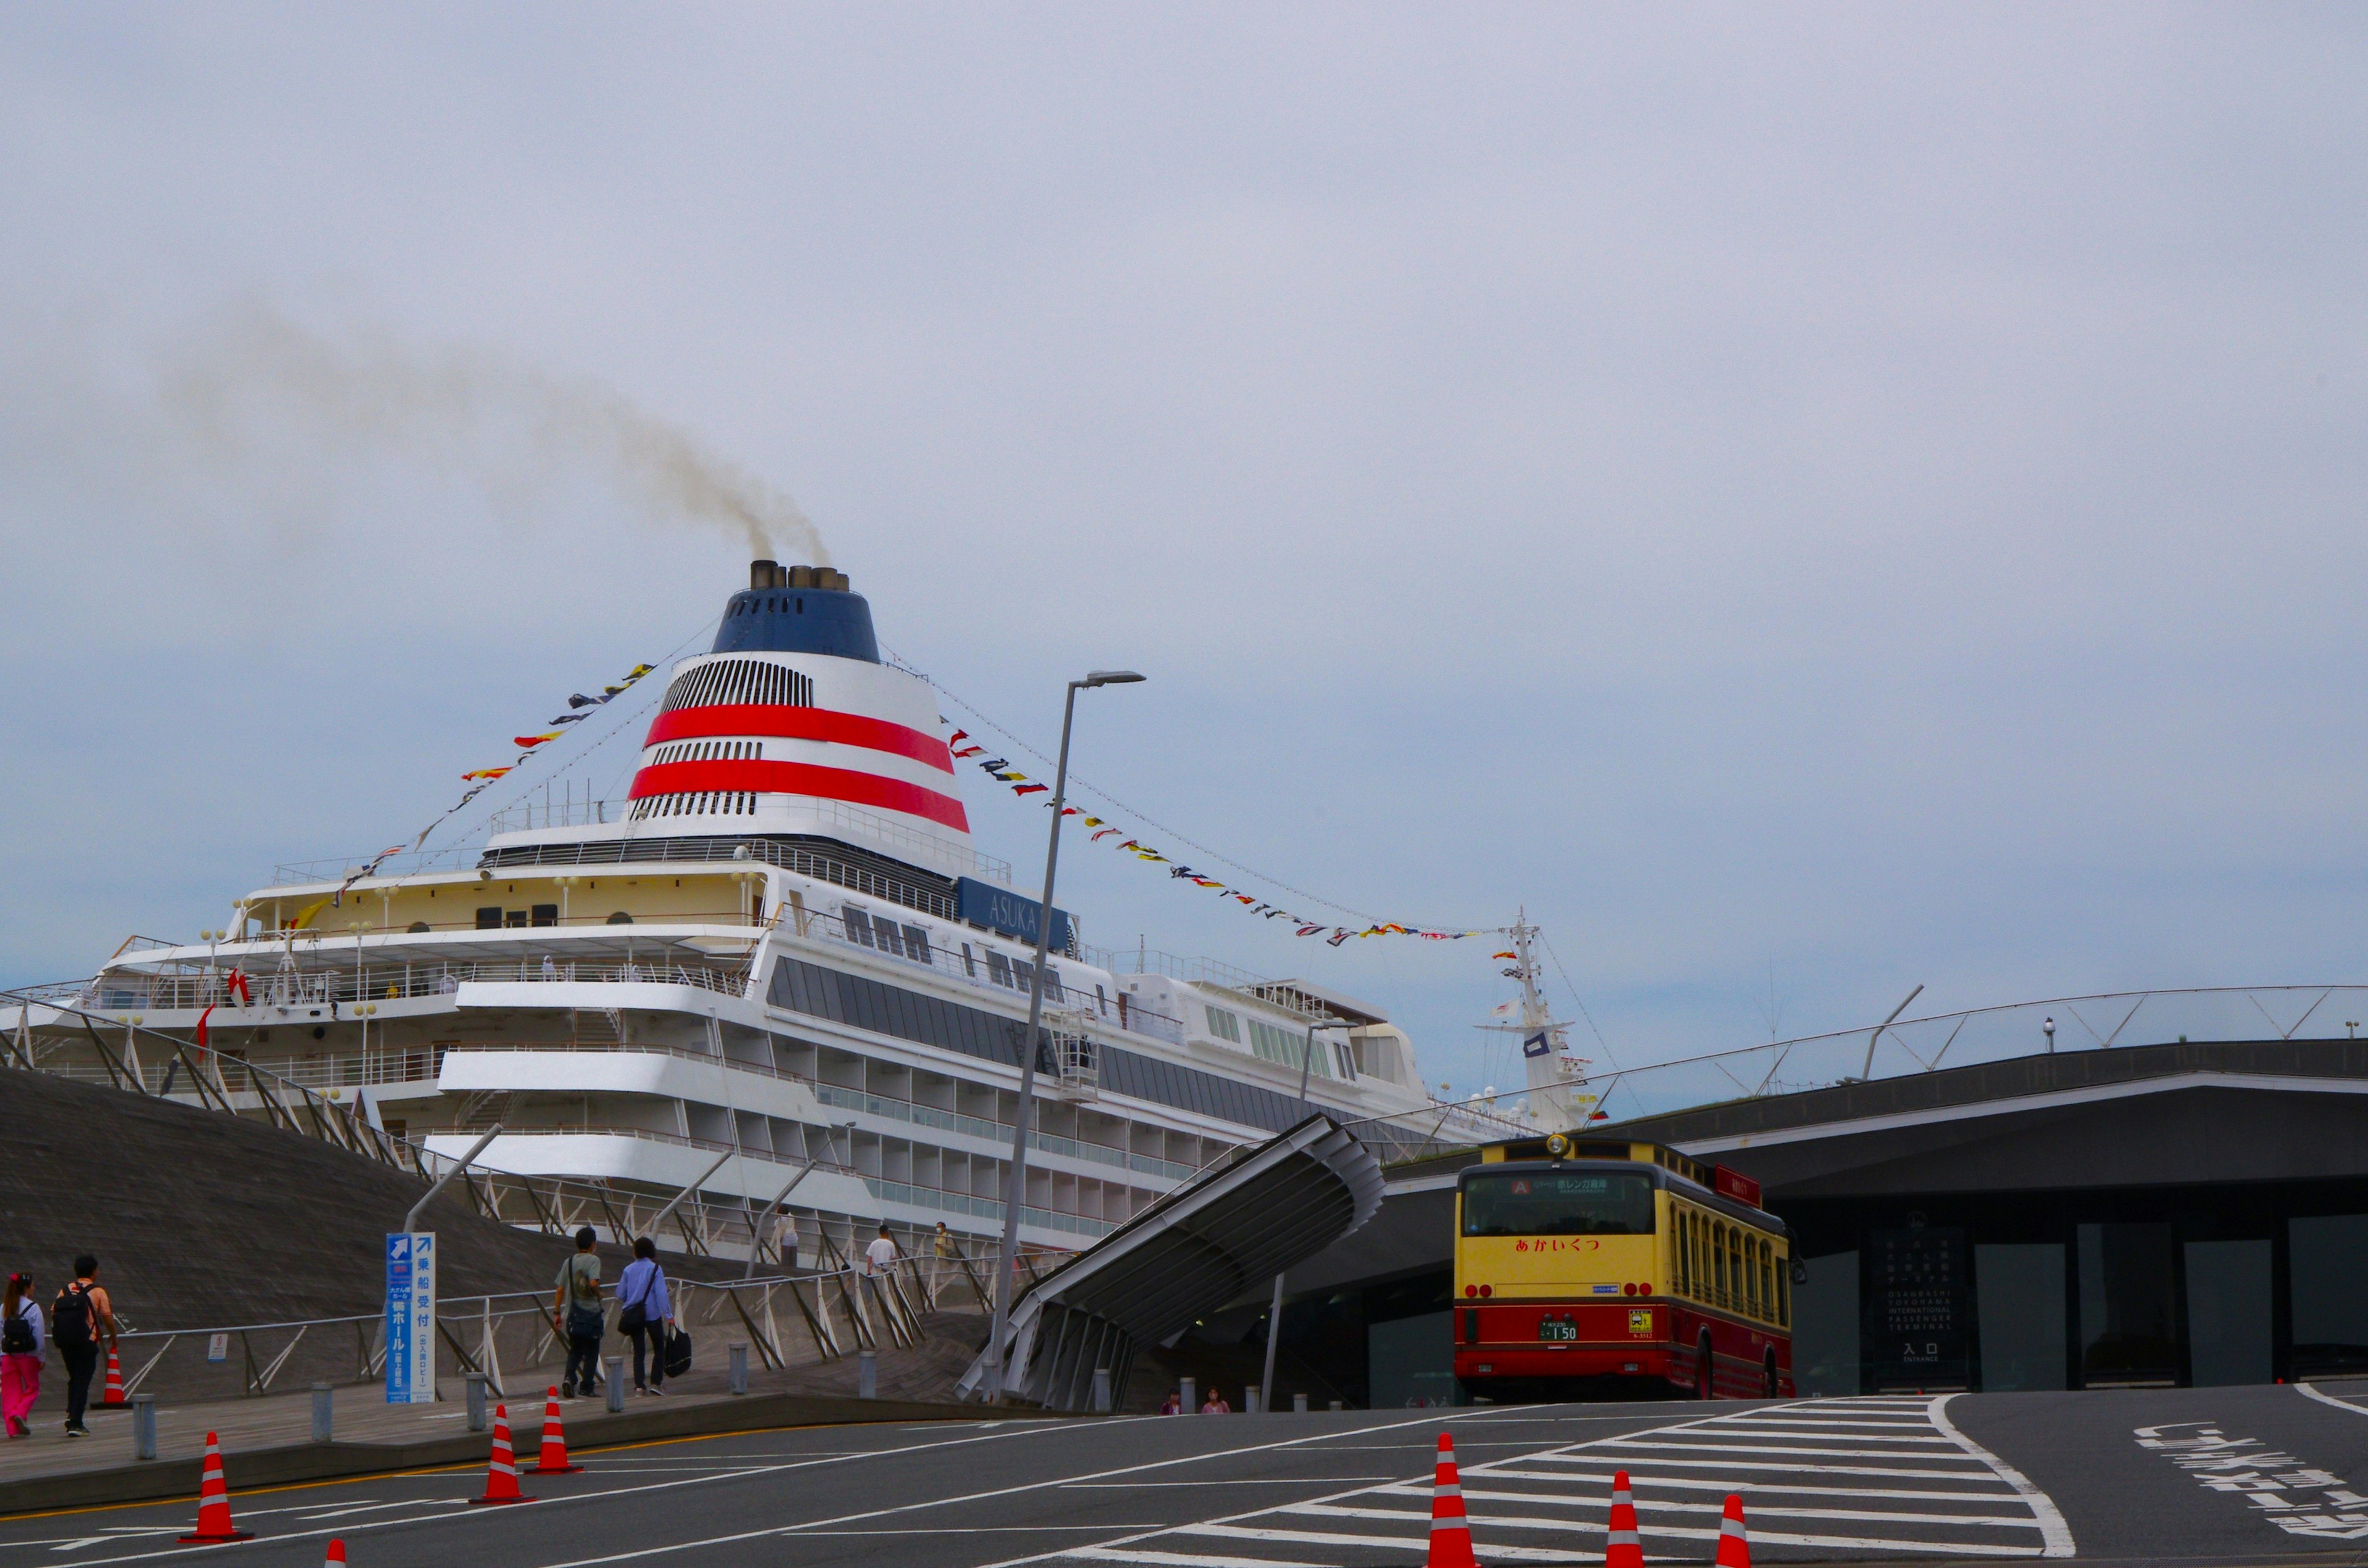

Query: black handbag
left=664, top=1326, right=692, bottom=1378
left=617, top=1266, right=658, bottom=1334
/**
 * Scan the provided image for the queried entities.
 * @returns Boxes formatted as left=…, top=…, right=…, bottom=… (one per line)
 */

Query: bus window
left=1760, top=1242, right=1775, bottom=1323
left=1775, top=1246, right=1790, bottom=1328
left=1677, top=1212, right=1691, bottom=1295
left=1714, top=1224, right=1728, bottom=1306
left=1460, top=1170, right=1656, bottom=1236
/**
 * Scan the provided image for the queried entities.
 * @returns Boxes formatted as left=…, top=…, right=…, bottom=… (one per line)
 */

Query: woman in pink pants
left=1, top=1273, right=43, bottom=1437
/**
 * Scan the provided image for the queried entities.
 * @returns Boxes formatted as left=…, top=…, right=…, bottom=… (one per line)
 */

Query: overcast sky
left=3, top=4, right=2362, bottom=1102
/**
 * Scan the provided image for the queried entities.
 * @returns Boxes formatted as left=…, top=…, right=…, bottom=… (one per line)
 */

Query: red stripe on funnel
left=644, top=705, right=953, bottom=773
left=627, top=759, right=970, bottom=834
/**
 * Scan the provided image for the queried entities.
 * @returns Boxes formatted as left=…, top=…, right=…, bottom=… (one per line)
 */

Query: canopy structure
left=957, top=1113, right=1385, bottom=1410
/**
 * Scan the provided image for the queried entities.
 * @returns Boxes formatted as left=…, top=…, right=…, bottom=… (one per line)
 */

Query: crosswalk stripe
left=1177, top=1519, right=2042, bottom=1559
left=1526, top=1453, right=2021, bottom=1480
left=1584, top=1437, right=2000, bottom=1461
left=1479, top=1467, right=2037, bottom=1503
left=1292, top=1495, right=2044, bottom=1531
left=1063, top=1550, right=1331, bottom=1568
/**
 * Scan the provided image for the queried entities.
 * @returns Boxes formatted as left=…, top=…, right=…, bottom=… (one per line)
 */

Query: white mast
left=1480, top=911, right=1597, bottom=1128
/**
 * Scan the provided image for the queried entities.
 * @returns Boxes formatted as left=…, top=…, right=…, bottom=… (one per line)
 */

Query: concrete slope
left=0, top=1070, right=645, bottom=1332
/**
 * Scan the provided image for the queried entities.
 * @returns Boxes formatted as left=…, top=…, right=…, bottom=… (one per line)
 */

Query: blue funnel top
left=712, top=583, right=881, bottom=663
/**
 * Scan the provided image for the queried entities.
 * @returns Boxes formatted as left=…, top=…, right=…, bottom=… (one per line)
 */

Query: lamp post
left=1260, top=1016, right=1356, bottom=1411
left=2043, top=1016, right=2056, bottom=1054
left=983, top=668, right=1145, bottom=1403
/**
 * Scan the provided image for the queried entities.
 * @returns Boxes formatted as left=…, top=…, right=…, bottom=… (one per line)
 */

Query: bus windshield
left=1462, top=1170, right=1656, bottom=1237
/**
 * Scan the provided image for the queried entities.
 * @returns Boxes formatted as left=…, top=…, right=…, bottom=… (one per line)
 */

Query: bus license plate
left=1539, top=1318, right=1578, bottom=1342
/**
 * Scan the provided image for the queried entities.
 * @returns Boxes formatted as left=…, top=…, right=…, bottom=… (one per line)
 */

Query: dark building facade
left=1260, top=1038, right=2368, bottom=1405
left=1614, top=1038, right=2368, bottom=1393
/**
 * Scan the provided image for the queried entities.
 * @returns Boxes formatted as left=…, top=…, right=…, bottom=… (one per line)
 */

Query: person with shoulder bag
left=1, top=1274, right=43, bottom=1439
left=550, top=1228, right=604, bottom=1400
left=614, top=1237, right=672, bottom=1395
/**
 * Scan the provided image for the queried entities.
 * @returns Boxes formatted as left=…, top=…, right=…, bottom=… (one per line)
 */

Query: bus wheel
left=1696, top=1335, right=1714, bottom=1402
left=1762, top=1350, right=1778, bottom=1398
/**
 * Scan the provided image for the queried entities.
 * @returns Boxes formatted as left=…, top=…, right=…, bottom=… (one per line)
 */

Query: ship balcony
left=417, top=1124, right=1122, bottom=1243
left=431, top=1042, right=1202, bottom=1187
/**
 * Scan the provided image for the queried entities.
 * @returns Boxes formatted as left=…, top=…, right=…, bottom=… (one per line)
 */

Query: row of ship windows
left=841, top=905, right=1063, bottom=999
left=658, top=658, right=814, bottom=714
left=1202, top=1004, right=1354, bottom=1081
left=650, top=740, right=762, bottom=765
left=767, top=956, right=1312, bottom=1135
left=628, top=792, right=760, bottom=821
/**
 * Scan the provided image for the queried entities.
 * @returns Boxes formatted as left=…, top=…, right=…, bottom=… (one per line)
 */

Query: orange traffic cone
left=324, top=1540, right=347, bottom=1568
left=1714, top=1494, right=1751, bottom=1568
left=178, top=1432, right=255, bottom=1542
left=1603, top=1469, right=1642, bottom=1568
left=1426, top=1432, right=1479, bottom=1568
left=466, top=1404, right=530, bottom=1505
left=99, top=1345, right=127, bottom=1408
left=529, top=1385, right=582, bottom=1475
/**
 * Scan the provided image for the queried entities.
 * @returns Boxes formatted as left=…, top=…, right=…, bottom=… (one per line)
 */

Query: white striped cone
left=178, top=1431, right=254, bottom=1541
left=530, top=1385, right=582, bottom=1474
left=324, top=1540, right=347, bottom=1568
left=467, top=1404, right=528, bottom=1504
left=1714, top=1493, right=1751, bottom=1567
left=1426, top=1432, right=1479, bottom=1568
left=1603, top=1468, right=1642, bottom=1568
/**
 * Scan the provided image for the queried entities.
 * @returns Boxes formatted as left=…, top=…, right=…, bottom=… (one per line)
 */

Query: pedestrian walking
left=930, top=1222, right=959, bottom=1305
left=864, top=1225, right=900, bottom=1278
left=550, top=1228, right=603, bottom=1400
left=615, top=1238, right=672, bottom=1396
left=1199, top=1385, right=1231, bottom=1414
left=52, top=1256, right=117, bottom=1437
left=1, top=1275, right=42, bottom=1439
left=1157, top=1390, right=1181, bottom=1416
left=862, top=1225, right=901, bottom=1313
left=775, top=1211, right=799, bottom=1272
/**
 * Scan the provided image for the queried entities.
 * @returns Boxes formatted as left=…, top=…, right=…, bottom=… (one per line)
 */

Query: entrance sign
left=385, top=1231, right=437, bottom=1404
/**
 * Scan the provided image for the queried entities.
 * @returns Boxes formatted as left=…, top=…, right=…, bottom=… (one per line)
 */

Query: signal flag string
left=905, top=666, right=1497, bottom=946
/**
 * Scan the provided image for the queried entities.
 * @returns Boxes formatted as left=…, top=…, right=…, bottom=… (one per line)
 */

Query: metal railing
left=1573, top=984, right=2368, bottom=1127
left=72, top=955, right=753, bottom=1013
left=98, top=1241, right=1069, bottom=1409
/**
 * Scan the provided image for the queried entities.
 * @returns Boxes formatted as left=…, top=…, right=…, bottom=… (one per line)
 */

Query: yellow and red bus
left=1452, top=1134, right=1797, bottom=1401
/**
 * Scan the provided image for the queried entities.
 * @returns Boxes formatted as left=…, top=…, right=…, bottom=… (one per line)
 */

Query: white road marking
left=1018, top=1395, right=2071, bottom=1568
left=2295, top=1382, right=2368, bottom=1416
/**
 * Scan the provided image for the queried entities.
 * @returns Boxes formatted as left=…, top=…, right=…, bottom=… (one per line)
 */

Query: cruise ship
left=7, top=562, right=1511, bottom=1265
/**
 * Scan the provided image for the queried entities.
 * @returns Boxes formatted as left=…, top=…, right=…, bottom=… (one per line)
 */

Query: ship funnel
left=750, top=559, right=779, bottom=589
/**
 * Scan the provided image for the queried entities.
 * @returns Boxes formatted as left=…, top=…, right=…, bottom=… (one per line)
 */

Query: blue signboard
left=384, top=1231, right=435, bottom=1404
left=956, top=877, right=1071, bottom=951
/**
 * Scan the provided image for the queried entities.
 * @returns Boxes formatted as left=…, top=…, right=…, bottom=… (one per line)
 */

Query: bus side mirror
left=1791, top=1259, right=1808, bottom=1286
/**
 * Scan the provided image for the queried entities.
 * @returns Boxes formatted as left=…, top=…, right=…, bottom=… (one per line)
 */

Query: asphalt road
left=7, top=1382, right=2368, bottom=1566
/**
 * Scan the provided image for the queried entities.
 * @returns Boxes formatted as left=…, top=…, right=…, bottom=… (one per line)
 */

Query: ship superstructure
left=8, top=562, right=1510, bottom=1263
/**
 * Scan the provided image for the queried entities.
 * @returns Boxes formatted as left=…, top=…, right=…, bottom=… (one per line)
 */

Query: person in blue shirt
left=615, top=1238, right=673, bottom=1395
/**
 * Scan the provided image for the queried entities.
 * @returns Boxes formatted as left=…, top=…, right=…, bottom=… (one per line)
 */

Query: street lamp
left=2042, top=1016, right=2055, bottom=1054
left=984, top=668, right=1145, bottom=1403
left=1260, top=1016, right=1357, bottom=1409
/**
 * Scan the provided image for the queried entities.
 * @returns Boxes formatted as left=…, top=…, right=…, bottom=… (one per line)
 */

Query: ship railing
left=73, top=956, right=754, bottom=1013
left=791, top=915, right=1188, bottom=1047
left=267, top=845, right=486, bottom=886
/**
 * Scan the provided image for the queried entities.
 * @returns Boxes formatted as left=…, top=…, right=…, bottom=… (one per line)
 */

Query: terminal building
left=1262, top=1035, right=2368, bottom=1403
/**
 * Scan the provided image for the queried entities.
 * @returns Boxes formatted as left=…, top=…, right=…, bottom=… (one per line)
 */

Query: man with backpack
left=550, top=1228, right=604, bottom=1400
left=53, top=1256, right=117, bottom=1437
